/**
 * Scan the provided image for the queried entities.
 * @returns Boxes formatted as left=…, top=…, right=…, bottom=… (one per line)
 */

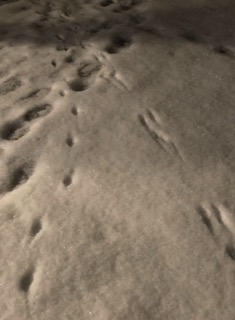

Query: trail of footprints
left=20, top=220, right=43, bottom=290
left=138, top=108, right=183, bottom=160
left=99, top=0, right=234, bottom=59
left=0, top=24, right=130, bottom=196
left=0, top=74, right=52, bottom=314
left=197, top=203, right=235, bottom=261
left=18, top=216, right=43, bottom=319
left=179, top=29, right=234, bottom=59
left=67, top=36, right=132, bottom=93
left=2, top=0, right=234, bottom=312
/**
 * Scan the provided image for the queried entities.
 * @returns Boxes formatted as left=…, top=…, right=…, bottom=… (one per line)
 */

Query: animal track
left=68, top=78, right=88, bottom=92
left=0, top=76, right=22, bottom=95
left=196, top=205, right=214, bottom=234
left=20, top=87, right=50, bottom=100
left=63, top=174, right=72, bottom=187
left=19, top=267, right=34, bottom=293
left=68, top=58, right=102, bottom=92
left=66, top=134, right=74, bottom=147
left=77, top=60, right=102, bottom=78
left=24, top=104, right=52, bottom=121
left=64, top=55, right=74, bottom=63
left=71, top=106, right=78, bottom=115
left=138, top=109, right=183, bottom=160
left=8, top=162, right=34, bottom=192
left=30, top=218, right=42, bottom=237
left=214, top=45, right=234, bottom=58
left=197, top=203, right=235, bottom=262
left=212, top=203, right=235, bottom=235
left=0, top=162, right=35, bottom=194
left=51, top=59, right=56, bottom=67
left=0, top=121, right=29, bottom=141
left=1, top=103, right=52, bottom=141
left=225, top=244, right=235, bottom=260
left=105, top=34, right=132, bottom=54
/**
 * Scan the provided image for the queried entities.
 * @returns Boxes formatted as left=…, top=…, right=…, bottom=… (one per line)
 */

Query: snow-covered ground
left=0, top=0, right=235, bottom=319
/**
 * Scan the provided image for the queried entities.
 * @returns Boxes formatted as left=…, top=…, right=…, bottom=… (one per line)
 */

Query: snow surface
left=0, top=0, right=235, bottom=319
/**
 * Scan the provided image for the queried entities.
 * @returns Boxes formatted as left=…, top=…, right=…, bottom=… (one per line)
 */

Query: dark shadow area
left=150, top=2, right=235, bottom=48
left=0, top=0, right=234, bottom=53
